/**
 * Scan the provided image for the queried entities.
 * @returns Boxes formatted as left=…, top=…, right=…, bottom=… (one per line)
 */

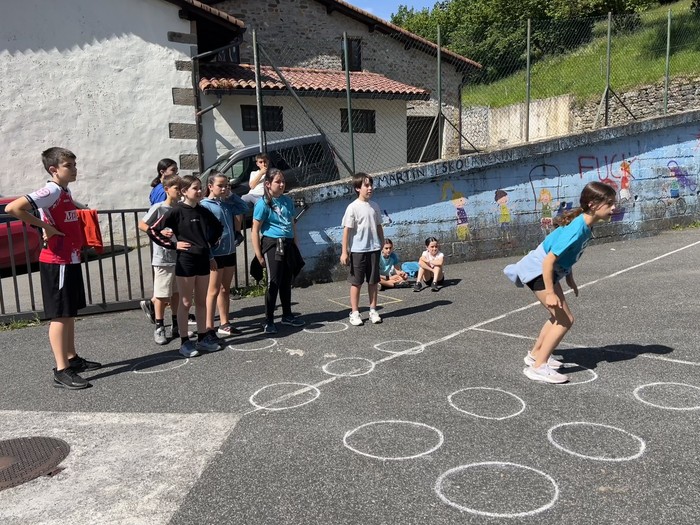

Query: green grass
left=463, top=1, right=700, bottom=107
left=0, top=315, right=41, bottom=331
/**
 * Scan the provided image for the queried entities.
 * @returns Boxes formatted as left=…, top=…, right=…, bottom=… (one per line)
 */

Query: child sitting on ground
left=379, top=239, right=410, bottom=290
left=414, top=237, right=445, bottom=292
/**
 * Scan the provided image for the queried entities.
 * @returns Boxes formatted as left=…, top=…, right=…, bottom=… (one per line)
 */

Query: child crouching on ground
left=414, top=237, right=445, bottom=292
left=379, top=239, right=409, bottom=290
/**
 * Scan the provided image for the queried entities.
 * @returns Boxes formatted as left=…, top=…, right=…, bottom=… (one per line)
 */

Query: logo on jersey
left=65, top=210, right=78, bottom=222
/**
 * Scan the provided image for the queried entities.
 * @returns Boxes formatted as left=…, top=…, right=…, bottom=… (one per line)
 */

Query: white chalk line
left=242, top=239, right=700, bottom=413
left=472, top=327, right=700, bottom=367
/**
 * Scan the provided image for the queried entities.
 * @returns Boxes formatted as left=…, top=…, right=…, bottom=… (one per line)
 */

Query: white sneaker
left=524, top=352, right=562, bottom=369
left=368, top=309, right=382, bottom=324
left=349, top=311, right=363, bottom=326
left=523, top=364, right=569, bottom=384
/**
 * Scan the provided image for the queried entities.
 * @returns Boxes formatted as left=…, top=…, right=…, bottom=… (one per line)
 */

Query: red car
left=0, top=197, right=42, bottom=270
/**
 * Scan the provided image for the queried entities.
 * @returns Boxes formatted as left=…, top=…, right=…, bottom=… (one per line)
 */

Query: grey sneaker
left=179, top=340, right=199, bottom=358
left=196, top=333, right=222, bottom=352
left=263, top=323, right=278, bottom=334
left=53, top=368, right=90, bottom=390
left=154, top=326, right=168, bottom=345
left=281, top=315, right=305, bottom=327
left=140, top=300, right=155, bottom=324
left=413, top=281, right=424, bottom=292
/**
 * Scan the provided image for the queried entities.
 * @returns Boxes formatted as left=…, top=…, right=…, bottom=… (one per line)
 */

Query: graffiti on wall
left=441, top=182, right=470, bottom=241
left=494, top=189, right=512, bottom=244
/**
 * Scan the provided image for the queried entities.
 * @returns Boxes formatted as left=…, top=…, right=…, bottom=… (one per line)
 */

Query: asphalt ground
left=1, top=228, right=700, bottom=524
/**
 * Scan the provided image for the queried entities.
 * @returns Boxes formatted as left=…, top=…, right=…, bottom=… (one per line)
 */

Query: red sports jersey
left=26, top=182, right=83, bottom=264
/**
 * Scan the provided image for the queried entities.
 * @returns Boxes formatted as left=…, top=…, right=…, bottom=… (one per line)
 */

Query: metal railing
left=0, top=208, right=255, bottom=323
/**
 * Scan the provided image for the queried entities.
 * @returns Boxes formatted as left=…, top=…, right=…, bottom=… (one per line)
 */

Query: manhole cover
left=0, top=437, right=70, bottom=491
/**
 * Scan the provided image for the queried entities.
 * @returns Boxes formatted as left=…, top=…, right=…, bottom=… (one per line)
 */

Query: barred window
left=241, top=105, right=283, bottom=132
left=340, top=108, right=376, bottom=134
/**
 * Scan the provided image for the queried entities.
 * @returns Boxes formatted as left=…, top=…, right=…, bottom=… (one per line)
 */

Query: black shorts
left=525, top=275, right=546, bottom=291
left=40, top=262, right=86, bottom=319
left=214, top=253, right=237, bottom=269
left=176, top=252, right=211, bottom=277
left=348, top=250, right=380, bottom=286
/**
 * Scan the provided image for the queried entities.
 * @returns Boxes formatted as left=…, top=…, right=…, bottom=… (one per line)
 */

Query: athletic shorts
left=40, top=262, right=86, bottom=319
left=525, top=275, right=546, bottom=291
left=348, top=250, right=380, bottom=286
left=214, top=253, right=237, bottom=269
left=153, top=266, right=178, bottom=298
left=176, top=252, right=211, bottom=277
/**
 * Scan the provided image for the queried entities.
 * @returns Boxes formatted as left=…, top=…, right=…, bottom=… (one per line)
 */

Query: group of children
left=7, top=146, right=616, bottom=390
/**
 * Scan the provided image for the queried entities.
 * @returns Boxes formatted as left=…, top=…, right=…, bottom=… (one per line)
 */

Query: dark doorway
left=407, top=116, right=439, bottom=163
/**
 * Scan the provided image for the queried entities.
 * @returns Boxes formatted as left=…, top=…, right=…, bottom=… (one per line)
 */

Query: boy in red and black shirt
left=7, top=147, right=101, bottom=390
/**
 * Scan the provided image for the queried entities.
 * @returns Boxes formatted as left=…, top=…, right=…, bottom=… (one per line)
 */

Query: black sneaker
left=413, top=282, right=424, bottom=292
left=54, top=368, right=90, bottom=390
left=431, top=282, right=440, bottom=292
left=68, top=355, right=102, bottom=372
left=140, top=300, right=156, bottom=324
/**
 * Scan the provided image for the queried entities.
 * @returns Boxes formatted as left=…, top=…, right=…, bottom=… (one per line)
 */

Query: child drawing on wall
left=441, top=182, right=470, bottom=241
left=495, top=189, right=511, bottom=242
left=619, top=160, right=635, bottom=207
left=538, top=188, right=554, bottom=234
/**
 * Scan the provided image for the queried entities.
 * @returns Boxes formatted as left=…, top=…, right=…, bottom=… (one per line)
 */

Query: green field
left=462, top=0, right=700, bottom=108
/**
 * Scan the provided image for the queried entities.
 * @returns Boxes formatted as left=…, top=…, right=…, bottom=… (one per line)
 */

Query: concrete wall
left=201, top=93, right=408, bottom=173
left=0, top=0, right=195, bottom=211
left=291, top=110, right=700, bottom=282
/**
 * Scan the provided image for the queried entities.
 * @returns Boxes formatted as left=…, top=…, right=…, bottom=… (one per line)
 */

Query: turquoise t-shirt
left=542, top=213, right=591, bottom=272
left=253, top=195, right=295, bottom=239
left=379, top=252, right=399, bottom=276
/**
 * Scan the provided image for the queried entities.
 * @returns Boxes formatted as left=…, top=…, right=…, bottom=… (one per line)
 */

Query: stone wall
left=571, top=75, right=700, bottom=131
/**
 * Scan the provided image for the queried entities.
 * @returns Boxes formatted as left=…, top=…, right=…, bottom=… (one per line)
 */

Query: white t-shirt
left=247, top=169, right=265, bottom=196
left=341, top=199, right=382, bottom=253
left=422, top=249, right=444, bottom=270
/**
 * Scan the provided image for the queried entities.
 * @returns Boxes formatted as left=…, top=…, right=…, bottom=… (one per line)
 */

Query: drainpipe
left=196, top=95, right=222, bottom=117
left=191, top=40, right=243, bottom=174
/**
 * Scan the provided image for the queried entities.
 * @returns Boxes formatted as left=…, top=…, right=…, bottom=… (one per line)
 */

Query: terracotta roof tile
left=199, top=63, right=430, bottom=99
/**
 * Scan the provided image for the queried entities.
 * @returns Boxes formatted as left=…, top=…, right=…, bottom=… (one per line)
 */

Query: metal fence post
left=343, top=32, right=355, bottom=174
left=664, top=10, right=671, bottom=115
left=525, top=18, right=531, bottom=143
left=253, top=29, right=266, bottom=152
left=437, top=24, right=442, bottom=159
left=605, top=12, right=612, bottom=126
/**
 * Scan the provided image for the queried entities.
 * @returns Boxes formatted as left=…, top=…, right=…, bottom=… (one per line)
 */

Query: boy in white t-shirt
left=340, top=173, right=384, bottom=326
left=414, top=237, right=445, bottom=292
left=241, top=153, right=269, bottom=206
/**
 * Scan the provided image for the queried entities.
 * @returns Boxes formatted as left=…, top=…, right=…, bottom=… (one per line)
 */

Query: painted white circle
left=227, top=338, right=278, bottom=352
left=557, top=362, right=598, bottom=386
left=435, top=462, right=559, bottom=517
left=323, top=357, right=375, bottom=377
left=374, top=340, right=425, bottom=355
left=131, top=356, right=189, bottom=374
left=633, top=382, right=700, bottom=411
left=547, top=422, right=646, bottom=461
left=249, top=382, right=320, bottom=411
left=303, top=321, right=349, bottom=334
left=448, top=387, right=526, bottom=420
left=343, top=420, right=443, bottom=460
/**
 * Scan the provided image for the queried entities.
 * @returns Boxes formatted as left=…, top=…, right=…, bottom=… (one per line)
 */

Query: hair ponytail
left=152, top=158, right=177, bottom=188
left=554, top=181, right=616, bottom=227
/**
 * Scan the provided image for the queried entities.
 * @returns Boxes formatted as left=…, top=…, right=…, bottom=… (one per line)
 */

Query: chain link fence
left=461, top=6, right=700, bottom=151
left=202, top=28, right=478, bottom=185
